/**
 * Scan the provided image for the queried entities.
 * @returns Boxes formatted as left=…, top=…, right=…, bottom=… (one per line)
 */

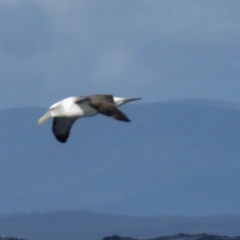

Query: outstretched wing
left=52, top=117, right=78, bottom=143
left=88, top=94, right=131, bottom=122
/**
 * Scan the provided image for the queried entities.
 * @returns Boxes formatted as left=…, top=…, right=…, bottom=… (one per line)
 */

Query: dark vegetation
left=102, top=233, right=240, bottom=240
left=1, top=211, right=240, bottom=240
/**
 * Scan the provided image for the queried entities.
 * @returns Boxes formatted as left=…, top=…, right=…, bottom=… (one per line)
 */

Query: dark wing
left=88, top=94, right=131, bottom=122
left=52, top=117, right=78, bottom=143
left=74, top=96, right=88, bottom=104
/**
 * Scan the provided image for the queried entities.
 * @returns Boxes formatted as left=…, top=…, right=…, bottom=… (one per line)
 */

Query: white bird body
left=48, top=96, right=134, bottom=118
left=49, top=97, right=98, bottom=118
left=38, top=94, right=141, bottom=143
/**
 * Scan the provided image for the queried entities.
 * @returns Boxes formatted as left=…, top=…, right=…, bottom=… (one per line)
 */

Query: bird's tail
left=114, top=97, right=142, bottom=107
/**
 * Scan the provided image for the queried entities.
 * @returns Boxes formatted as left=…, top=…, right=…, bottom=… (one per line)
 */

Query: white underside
left=70, top=101, right=98, bottom=117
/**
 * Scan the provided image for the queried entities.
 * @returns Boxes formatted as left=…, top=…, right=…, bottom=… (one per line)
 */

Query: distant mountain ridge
left=0, top=100, right=240, bottom=216
left=1, top=211, right=240, bottom=240
left=102, top=233, right=240, bottom=240
left=161, top=99, right=240, bottom=110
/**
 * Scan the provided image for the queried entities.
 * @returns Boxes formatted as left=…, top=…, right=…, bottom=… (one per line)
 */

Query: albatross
left=38, top=94, right=141, bottom=143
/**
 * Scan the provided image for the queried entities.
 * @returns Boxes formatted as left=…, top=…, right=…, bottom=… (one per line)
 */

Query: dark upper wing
left=74, top=96, right=88, bottom=104
left=88, top=94, right=131, bottom=122
left=52, top=117, right=78, bottom=143
left=75, top=94, right=114, bottom=105
left=88, top=94, right=114, bottom=104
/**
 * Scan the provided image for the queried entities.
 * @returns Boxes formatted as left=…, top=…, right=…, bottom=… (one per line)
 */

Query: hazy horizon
left=1, top=210, right=240, bottom=240
left=0, top=100, right=240, bottom=216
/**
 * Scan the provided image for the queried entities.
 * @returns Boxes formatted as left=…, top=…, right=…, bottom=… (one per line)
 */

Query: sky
left=0, top=0, right=240, bottom=109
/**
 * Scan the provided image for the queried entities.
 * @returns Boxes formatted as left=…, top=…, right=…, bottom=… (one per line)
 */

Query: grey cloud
left=0, top=1, right=54, bottom=108
left=1, top=0, right=240, bottom=108
left=0, top=1, right=53, bottom=56
left=43, top=0, right=240, bottom=97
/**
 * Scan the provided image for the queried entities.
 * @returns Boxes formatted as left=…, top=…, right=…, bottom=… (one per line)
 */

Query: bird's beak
left=38, top=111, right=51, bottom=124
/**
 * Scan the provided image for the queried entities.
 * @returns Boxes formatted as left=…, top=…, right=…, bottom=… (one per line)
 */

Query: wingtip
left=55, top=134, right=68, bottom=143
left=123, top=118, right=131, bottom=122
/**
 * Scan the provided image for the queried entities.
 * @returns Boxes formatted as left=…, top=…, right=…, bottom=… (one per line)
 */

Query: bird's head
left=38, top=102, right=61, bottom=124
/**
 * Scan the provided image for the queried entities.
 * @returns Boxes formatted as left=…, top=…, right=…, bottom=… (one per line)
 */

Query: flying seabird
left=38, top=94, right=141, bottom=143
